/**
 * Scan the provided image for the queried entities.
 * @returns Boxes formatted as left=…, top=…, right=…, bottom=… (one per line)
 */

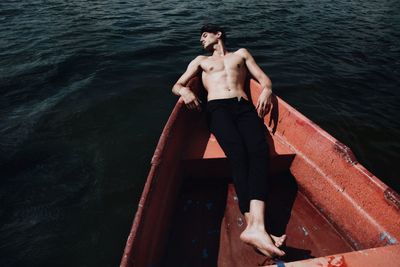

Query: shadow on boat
left=161, top=169, right=302, bottom=266
left=162, top=177, right=228, bottom=266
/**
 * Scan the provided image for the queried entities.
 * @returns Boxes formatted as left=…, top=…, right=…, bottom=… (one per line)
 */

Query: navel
left=209, top=67, right=214, bottom=71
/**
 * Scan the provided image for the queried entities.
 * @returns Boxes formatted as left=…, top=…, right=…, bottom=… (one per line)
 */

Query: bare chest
left=201, top=54, right=245, bottom=74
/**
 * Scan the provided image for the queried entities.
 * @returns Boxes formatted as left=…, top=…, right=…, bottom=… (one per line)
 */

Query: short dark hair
left=200, top=23, right=226, bottom=42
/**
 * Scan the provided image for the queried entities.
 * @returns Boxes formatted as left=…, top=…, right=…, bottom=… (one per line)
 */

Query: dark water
left=1, top=0, right=399, bottom=266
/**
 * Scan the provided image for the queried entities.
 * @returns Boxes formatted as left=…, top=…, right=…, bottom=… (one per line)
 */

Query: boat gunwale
left=120, top=98, right=185, bottom=267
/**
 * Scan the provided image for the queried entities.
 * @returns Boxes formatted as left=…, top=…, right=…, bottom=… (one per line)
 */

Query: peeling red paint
left=326, top=255, right=347, bottom=267
left=296, top=118, right=306, bottom=126
left=384, top=188, right=400, bottom=210
left=333, top=141, right=358, bottom=165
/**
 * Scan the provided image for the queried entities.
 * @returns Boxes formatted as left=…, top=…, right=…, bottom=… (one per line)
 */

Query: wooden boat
left=120, top=77, right=400, bottom=267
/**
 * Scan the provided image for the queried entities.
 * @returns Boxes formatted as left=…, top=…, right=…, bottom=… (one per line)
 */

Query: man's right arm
left=172, top=56, right=204, bottom=111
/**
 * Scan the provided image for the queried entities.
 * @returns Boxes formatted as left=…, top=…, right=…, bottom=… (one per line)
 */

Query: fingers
left=257, top=107, right=263, bottom=118
left=257, top=103, right=265, bottom=118
left=257, top=102, right=272, bottom=118
left=266, top=97, right=272, bottom=113
left=262, top=101, right=267, bottom=114
left=185, top=97, right=202, bottom=112
left=187, top=103, right=197, bottom=110
left=265, top=102, right=271, bottom=114
left=194, top=99, right=201, bottom=111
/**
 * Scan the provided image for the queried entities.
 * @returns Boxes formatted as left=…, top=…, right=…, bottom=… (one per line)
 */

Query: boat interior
left=121, top=77, right=399, bottom=267
left=160, top=111, right=353, bottom=267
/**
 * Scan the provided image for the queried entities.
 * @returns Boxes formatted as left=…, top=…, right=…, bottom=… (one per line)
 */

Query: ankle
left=245, top=215, right=265, bottom=230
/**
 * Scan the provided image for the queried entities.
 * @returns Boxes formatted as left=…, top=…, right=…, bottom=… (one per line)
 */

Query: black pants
left=206, top=96, right=270, bottom=214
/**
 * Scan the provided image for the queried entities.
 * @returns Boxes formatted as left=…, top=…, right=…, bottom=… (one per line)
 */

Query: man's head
left=200, top=24, right=226, bottom=51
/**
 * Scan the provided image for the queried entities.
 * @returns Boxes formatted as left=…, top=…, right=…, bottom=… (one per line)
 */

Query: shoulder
left=192, top=55, right=207, bottom=63
left=235, top=48, right=253, bottom=58
left=187, top=55, right=207, bottom=68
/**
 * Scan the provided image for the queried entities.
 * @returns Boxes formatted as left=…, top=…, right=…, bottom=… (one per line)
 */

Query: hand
left=179, top=87, right=202, bottom=112
left=256, top=89, right=272, bottom=118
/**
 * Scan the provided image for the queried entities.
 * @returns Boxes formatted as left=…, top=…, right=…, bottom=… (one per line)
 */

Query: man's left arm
left=239, top=48, right=272, bottom=118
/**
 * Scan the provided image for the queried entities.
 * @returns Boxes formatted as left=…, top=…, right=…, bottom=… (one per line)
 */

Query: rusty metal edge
left=265, top=244, right=400, bottom=267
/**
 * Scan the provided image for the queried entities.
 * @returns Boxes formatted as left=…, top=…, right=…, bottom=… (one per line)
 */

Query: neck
left=212, top=40, right=228, bottom=56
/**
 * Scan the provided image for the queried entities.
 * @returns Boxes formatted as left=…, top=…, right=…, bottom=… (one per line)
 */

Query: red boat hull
left=120, top=77, right=400, bottom=267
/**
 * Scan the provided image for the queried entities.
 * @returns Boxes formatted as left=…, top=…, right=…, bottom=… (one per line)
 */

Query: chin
left=204, top=45, right=213, bottom=52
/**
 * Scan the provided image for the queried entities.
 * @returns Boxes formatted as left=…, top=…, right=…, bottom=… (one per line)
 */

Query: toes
left=280, top=235, right=287, bottom=245
left=268, top=234, right=285, bottom=248
left=276, top=235, right=287, bottom=247
left=269, top=247, right=285, bottom=257
left=253, top=243, right=285, bottom=258
left=275, top=248, right=286, bottom=257
left=254, top=246, right=273, bottom=258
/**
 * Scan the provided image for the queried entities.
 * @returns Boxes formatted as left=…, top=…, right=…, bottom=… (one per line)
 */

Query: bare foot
left=270, top=234, right=287, bottom=247
left=240, top=227, right=286, bottom=258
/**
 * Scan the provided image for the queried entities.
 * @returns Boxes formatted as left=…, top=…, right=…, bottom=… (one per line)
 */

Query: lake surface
left=1, top=0, right=399, bottom=266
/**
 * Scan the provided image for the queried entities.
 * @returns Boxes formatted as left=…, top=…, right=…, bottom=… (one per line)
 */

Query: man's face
left=200, top=31, right=221, bottom=51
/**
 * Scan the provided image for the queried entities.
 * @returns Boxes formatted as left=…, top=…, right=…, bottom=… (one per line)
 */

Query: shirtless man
left=171, top=24, right=286, bottom=258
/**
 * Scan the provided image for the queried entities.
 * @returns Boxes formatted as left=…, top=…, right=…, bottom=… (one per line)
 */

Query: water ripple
left=1, top=0, right=400, bottom=266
